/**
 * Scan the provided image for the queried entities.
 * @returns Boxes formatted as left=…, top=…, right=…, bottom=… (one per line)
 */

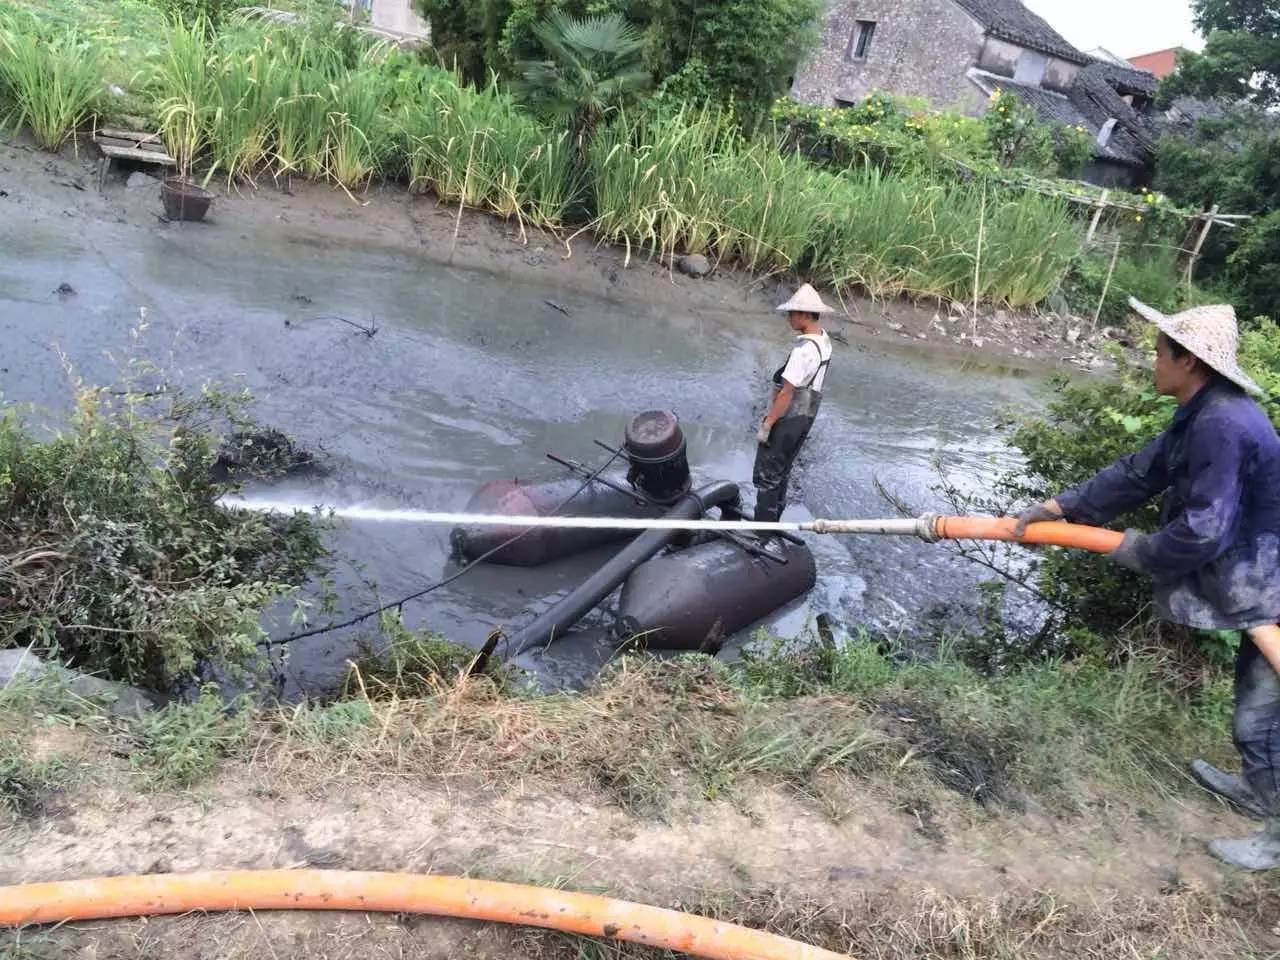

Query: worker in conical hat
left=1015, top=298, right=1280, bottom=870
left=753, top=284, right=835, bottom=524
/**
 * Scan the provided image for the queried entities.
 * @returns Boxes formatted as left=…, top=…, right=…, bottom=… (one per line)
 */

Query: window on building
left=846, top=20, right=876, bottom=61
left=1014, top=50, right=1049, bottom=85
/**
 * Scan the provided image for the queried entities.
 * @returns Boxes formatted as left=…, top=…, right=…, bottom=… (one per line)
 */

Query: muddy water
left=1, top=208, right=1041, bottom=693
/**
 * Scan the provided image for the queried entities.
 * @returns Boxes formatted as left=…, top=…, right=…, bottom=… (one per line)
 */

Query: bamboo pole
left=1185, top=204, right=1219, bottom=285
left=973, top=182, right=985, bottom=339
left=1085, top=189, right=1109, bottom=243
left=1093, top=239, right=1121, bottom=332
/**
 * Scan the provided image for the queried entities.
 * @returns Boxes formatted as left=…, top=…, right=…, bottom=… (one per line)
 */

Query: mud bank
left=0, top=135, right=1111, bottom=371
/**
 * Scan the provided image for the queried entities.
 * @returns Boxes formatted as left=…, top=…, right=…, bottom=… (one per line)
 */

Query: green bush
left=0, top=376, right=328, bottom=689
left=1053, top=122, right=1093, bottom=179
left=1154, top=106, right=1280, bottom=320
left=418, top=0, right=821, bottom=126
left=772, top=94, right=997, bottom=177
left=982, top=89, right=1053, bottom=174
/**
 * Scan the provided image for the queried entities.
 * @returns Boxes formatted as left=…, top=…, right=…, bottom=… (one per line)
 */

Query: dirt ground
left=0, top=133, right=1119, bottom=374
left=2, top=693, right=1278, bottom=960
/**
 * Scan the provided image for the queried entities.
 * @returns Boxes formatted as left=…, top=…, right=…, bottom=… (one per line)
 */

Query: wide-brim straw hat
left=777, top=283, right=833, bottom=315
left=1128, top=297, right=1264, bottom=397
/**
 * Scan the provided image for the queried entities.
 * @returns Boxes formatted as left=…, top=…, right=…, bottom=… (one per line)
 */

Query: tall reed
left=7, top=9, right=1081, bottom=307
left=0, top=15, right=102, bottom=150
left=398, top=71, right=576, bottom=227
left=592, top=109, right=1079, bottom=305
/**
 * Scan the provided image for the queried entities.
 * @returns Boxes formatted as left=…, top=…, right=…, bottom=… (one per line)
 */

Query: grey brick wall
left=791, top=0, right=988, bottom=114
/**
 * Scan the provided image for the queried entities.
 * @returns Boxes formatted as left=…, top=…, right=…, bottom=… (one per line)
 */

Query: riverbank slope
left=1, top=133, right=1116, bottom=373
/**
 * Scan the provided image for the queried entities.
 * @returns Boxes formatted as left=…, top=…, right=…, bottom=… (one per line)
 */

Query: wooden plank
left=97, top=127, right=162, bottom=144
left=95, top=135, right=143, bottom=150
left=98, top=144, right=176, bottom=165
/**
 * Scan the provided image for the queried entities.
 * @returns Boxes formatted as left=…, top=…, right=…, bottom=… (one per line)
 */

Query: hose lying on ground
left=0, top=870, right=853, bottom=960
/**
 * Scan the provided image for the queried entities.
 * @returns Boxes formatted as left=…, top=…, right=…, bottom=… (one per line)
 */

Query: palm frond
left=535, top=10, right=646, bottom=60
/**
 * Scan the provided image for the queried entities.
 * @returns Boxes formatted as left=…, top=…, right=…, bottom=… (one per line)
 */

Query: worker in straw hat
left=1015, top=297, right=1280, bottom=870
left=753, top=284, right=835, bottom=524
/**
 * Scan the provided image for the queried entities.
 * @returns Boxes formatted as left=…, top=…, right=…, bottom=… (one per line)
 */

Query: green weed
left=1060, top=245, right=1216, bottom=326
left=284, top=698, right=374, bottom=747
left=0, top=373, right=329, bottom=689
left=130, top=684, right=247, bottom=786
left=734, top=629, right=1233, bottom=811
left=0, top=749, right=66, bottom=818
left=346, top=612, right=499, bottom=699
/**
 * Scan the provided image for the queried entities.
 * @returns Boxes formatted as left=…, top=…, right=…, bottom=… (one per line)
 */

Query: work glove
left=1108, top=529, right=1149, bottom=572
left=756, top=424, right=773, bottom=446
left=1013, top=501, right=1064, bottom=537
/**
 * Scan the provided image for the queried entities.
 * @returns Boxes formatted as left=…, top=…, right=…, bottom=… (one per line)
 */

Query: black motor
left=624, top=410, right=691, bottom=504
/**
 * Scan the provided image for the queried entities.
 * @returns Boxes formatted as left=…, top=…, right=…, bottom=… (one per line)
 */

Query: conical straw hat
left=777, top=283, right=834, bottom=315
left=1128, top=297, right=1264, bottom=397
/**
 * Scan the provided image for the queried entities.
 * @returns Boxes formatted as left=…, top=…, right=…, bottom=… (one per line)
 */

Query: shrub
left=0, top=372, right=329, bottom=689
left=1059, top=246, right=1214, bottom=326
left=983, top=89, right=1053, bottom=173
left=772, top=95, right=997, bottom=177
left=1053, top=123, right=1093, bottom=179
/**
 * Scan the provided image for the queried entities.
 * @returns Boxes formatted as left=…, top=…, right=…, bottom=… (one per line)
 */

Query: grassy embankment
left=2, top=630, right=1276, bottom=958
left=0, top=0, right=1079, bottom=308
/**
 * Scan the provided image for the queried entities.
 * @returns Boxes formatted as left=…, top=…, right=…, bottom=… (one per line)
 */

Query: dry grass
left=1, top=656, right=1275, bottom=960
left=517, top=886, right=1277, bottom=959
left=4, top=885, right=1274, bottom=960
left=252, top=659, right=926, bottom=819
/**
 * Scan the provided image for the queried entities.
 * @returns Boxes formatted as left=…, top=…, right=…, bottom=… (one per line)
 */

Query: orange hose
left=935, top=517, right=1124, bottom=555
left=0, top=870, right=852, bottom=960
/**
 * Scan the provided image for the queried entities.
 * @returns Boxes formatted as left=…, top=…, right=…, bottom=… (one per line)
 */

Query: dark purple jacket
left=1057, top=381, right=1280, bottom=630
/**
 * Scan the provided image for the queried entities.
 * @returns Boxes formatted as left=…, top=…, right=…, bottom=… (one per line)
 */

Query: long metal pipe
left=508, top=481, right=741, bottom=656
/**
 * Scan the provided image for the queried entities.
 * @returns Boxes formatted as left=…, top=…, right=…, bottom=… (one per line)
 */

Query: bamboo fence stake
left=1185, top=204, right=1219, bottom=285
left=1093, top=239, right=1121, bottom=332
left=973, top=182, right=985, bottom=339
left=1085, top=189, right=1109, bottom=244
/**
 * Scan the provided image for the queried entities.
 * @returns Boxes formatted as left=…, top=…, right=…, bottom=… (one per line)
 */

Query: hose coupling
left=915, top=514, right=942, bottom=543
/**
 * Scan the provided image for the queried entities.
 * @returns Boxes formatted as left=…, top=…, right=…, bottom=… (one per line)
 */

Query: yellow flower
left=1135, top=215, right=1144, bottom=222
